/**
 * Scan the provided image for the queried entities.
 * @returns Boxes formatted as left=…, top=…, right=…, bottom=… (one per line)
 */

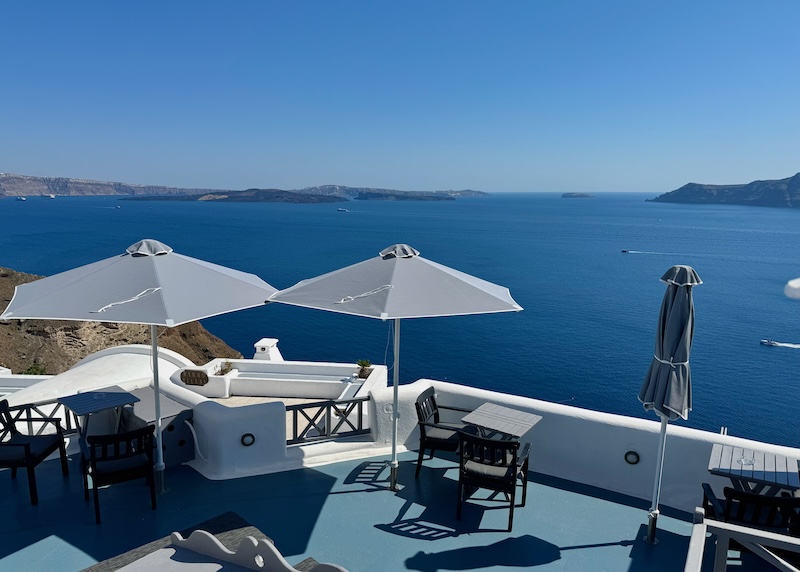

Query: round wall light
left=241, top=433, right=256, bottom=447
left=624, top=450, right=640, bottom=465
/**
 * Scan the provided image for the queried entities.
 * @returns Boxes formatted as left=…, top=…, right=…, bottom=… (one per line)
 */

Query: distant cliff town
left=0, top=173, right=488, bottom=202
left=649, top=173, right=800, bottom=208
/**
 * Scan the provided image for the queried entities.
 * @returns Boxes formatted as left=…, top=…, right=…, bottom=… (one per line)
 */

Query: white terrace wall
left=368, top=379, right=800, bottom=515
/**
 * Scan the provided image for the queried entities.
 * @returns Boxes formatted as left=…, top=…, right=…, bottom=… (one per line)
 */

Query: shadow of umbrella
left=405, top=535, right=560, bottom=571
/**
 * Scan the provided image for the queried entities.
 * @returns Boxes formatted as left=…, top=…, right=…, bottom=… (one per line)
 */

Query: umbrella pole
left=389, top=318, right=400, bottom=491
left=151, top=325, right=166, bottom=492
left=646, top=415, right=669, bottom=543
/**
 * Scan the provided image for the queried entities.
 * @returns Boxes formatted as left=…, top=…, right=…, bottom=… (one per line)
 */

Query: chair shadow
left=343, top=460, right=392, bottom=490
left=375, top=461, right=519, bottom=539
left=405, top=535, right=561, bottom=571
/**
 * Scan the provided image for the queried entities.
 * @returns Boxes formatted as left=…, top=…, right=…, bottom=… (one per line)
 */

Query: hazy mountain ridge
left=0, top=173, right=489, bottom=200
left=297, top=185, right=488, bottom=198
left=648, top=173, right=800, bottom=208
left=0, top=172, right=226, bottom=197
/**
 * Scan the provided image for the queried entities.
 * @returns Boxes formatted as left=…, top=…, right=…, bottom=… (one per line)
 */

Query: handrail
left=0, top=399, right=80, bottom=440
left=285, top=396, right=370, bottom=445
left=685, top=507, right=800, bottom=572
left=684, top=508, right=708, bottom=572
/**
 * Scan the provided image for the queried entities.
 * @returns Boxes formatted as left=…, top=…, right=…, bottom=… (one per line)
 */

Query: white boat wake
left=761, top=341, right=800, bottom=349
left=621, top=250, right=683, bottom=256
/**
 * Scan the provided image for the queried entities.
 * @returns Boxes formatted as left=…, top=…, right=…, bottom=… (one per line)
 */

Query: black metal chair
left=0, top=399, right=69, bottom=505
left=81, top=424, right=156, bottom=523
left=702, top=483, right=800, bottom=567
left=456, top=431, right=531, bottom=531
left=414, top=386, right=475, bottom=477
left=702, top=483, right=800, bottom=535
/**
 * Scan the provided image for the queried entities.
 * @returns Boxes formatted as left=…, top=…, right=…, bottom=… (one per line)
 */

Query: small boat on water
left=760, top=339, right=780, bottom=346
left=15, top=196, right=26, bottom=201
left=338, top=208, right=349, bottom=212
left=621, top=249, right=629, bottom=253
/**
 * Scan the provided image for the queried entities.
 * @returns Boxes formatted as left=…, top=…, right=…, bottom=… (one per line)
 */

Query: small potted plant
left=215, top=360, right=233, bottom=376
left=356, top=359, right=373, bottom=379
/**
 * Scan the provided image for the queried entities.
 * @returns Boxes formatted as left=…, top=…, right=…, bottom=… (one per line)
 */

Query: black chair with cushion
left=414, top=386, right=475, bottom=477
left=456, top=431, right=531, bottom=531
left=702, top=483, right=800, bottom=536
left=81, top=424, right=156, bottom=523
left=702, top=483, right=800, bottom=567
left=0, top=399, right=69, bottom=505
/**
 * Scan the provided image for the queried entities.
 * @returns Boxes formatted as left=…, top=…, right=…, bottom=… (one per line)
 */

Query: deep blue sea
left=1, top=193, right=798, bottom=447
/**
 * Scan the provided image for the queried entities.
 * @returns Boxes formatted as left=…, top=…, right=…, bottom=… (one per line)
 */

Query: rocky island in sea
left=0, top=173, right=488, bottom=202
left=648, top=172, right=800, bottom=208
left=121, top=188, right=347, bottom=204
left=562, top=192, right=594, bottom=198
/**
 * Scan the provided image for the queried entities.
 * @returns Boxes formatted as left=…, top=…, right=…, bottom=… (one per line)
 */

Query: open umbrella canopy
left=0, top=239, right=277, bottom=484
left=1, top=239, right=276, bottom=325
left=269, top=244, right=522, bottom=319
left=270, top=244, right=522, bottom=489
left=786, top=277, right=800, bottom=300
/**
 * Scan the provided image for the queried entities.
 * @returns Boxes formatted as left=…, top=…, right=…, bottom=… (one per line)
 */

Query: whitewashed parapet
left=172, top=359, right=386, bottom=401
left=170, top=529, right=349, bottom=572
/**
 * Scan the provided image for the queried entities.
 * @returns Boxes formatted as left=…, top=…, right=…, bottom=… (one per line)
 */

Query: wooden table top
left=462, top=402, right=542, bottom=439
left=708, top=443, right=800, bottom=490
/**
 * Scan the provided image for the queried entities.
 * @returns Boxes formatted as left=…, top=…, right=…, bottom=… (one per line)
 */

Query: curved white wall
left=6, top=344, right=194, bottom=406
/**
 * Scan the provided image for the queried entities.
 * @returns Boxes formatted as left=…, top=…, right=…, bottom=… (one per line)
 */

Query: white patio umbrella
left=0, top=239, right=277, bottom=485
left=269, top=244, right=522, bottom=490
left=638, top=265, right=702, bottom=543
left=786, top=277, right=800, bottom=300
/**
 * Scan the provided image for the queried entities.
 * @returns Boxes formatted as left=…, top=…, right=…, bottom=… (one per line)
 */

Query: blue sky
left=2, top=1, right=798, bottom=193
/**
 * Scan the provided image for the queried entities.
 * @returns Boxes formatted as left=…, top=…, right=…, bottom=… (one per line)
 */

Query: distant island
left=0, top=173, right=488, bottom=202
left=648, top=173, right=800, bottom=209
left=562, top=193, right=594, bottom=198
left=121, top=189, right=347, bottom=204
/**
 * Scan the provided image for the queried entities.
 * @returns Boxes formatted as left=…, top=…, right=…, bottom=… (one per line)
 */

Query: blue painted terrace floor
left=1, top=451, right=703, bottom=572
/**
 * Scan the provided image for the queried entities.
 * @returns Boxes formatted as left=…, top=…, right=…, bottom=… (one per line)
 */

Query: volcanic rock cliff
left=648, top=173, right=800, bottom=208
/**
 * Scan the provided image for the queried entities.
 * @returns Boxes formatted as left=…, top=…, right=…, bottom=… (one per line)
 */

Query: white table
left=708, top=443, right=800, bottom=495
left=461, top=402, right=542, bottom=439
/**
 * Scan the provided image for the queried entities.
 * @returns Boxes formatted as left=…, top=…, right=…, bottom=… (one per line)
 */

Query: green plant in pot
left=356, top=359, right=372, bottom=379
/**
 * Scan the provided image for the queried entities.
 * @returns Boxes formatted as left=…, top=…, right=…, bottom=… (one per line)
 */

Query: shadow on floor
left=405, top=535, right=561, bottom=571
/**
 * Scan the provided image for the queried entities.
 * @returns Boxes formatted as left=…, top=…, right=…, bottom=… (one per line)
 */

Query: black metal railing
left=0, top=399, right=80, bottom=440
left=286, top=396, right=370, bottom=445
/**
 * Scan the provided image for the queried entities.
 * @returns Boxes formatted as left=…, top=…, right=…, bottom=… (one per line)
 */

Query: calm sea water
left=1, top=193, right=798, bottom=446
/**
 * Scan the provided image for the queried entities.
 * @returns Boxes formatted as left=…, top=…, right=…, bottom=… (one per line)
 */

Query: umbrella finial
left=127, top=239, right=173, bottom=256
left=380, top=244, right=419, bottom=259
left=660, top=265, right=702, bottom=287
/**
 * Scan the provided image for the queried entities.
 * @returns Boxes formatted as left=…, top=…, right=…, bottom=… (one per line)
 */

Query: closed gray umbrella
left=269, top=244, right=522, bottom=489
left=1, top=239, right=277, bottom=484
left=638, top=264, right=701, bottom=543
